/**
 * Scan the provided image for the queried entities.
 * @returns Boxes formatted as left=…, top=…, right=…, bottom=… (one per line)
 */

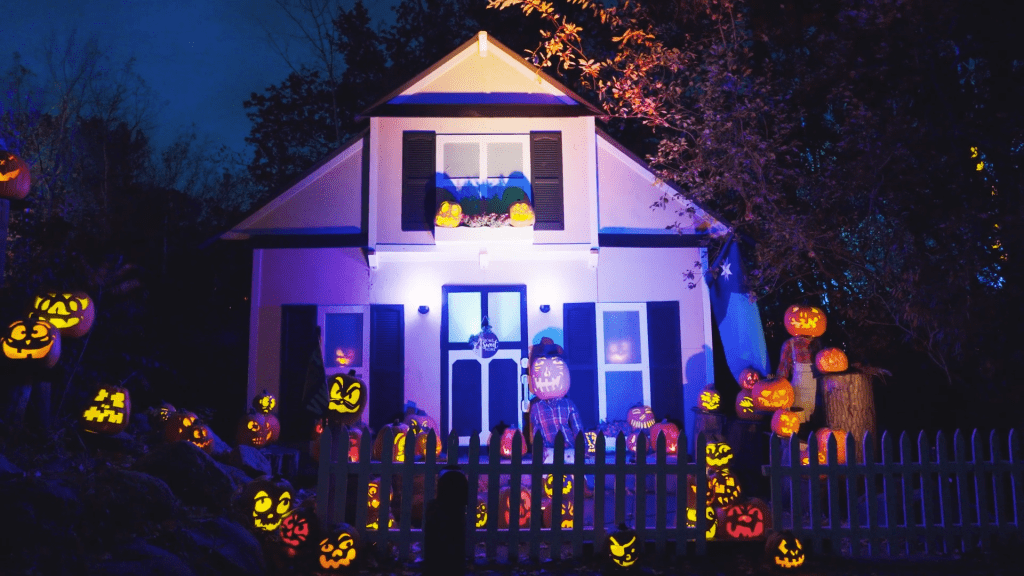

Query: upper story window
left=436, top=134, right=532, bottom=207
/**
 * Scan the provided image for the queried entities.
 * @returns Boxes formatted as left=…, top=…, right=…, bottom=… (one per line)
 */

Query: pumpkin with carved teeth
left=318, top=522, right=360, bottom=572
left=529, top=354, right=571, bottom=400
left=240, top=475, right=293, bottom=532
left=80, top=383, right=131, bottom=435
left=784, top=304, right=827, bottom=337
left=771, top=409, right=801, bottom=438
left=705, top=441, right=734, bottom=470
left=626, top=404, right=655, bottom=429
left=30, top=291, right=95, bottom=338
left=767, top=530, right=806, bottom=569
left=739, top=368, right=761, bottom=390
left=709, top=469, right=742, bottom=507
left=0, top=150, right=31, bottom=200
left=752, top=376, right=795, bottom=411
left=719, top=498, right=771, bottom=540
left=327, top=370, right=366, bottom=426
left=237, top=411, right=272, bottom=447
left=3, top=318, right=61, bottom=368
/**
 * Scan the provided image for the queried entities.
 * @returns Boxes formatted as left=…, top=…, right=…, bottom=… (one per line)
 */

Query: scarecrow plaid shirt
left=530, top=397, right=583, bottom=448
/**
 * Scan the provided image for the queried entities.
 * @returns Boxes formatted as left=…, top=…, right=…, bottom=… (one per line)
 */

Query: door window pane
left=448, top=292, right=482, bottom=343
left=487, top=292, right=521, bottom=342
left=443, top=143, right=480, bottom=178
left=324, top=313, right=364, bottom=368
left=603, top=311, right=641, bottom=364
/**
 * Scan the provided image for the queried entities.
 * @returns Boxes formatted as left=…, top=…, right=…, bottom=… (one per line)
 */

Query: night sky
left=1, top=0, right=395, bottom=154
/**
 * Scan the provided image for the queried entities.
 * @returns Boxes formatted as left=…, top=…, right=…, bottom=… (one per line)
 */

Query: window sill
left=433, top=225, right=534, bottom=245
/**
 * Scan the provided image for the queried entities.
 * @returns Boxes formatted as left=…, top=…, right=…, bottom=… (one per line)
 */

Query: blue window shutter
left=647, top=301, right=684, bottom=422
left=530, top=131, right=564, bottom=230
left=280, top=305, right=319, bottom=442
left=402, top=131, right=436, bottom=231
left=563, top=302, right=598, bottom=429
left=370, top=305, right=404, bottom=429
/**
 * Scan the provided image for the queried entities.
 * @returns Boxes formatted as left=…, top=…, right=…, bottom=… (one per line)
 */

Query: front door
left=442, top=286, right=527, bottom=446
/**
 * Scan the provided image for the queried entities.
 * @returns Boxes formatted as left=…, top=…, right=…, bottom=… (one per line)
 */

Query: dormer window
left=437, top=135, right=532, bottom=205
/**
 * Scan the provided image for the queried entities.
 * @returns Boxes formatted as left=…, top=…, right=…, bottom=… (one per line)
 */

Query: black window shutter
left=370, top=305, right=405, bottom=429
left=280, top=305, right=319, bottom=442
left=647, top=301, right=684, bottom=422
left=530, top=131, right=564, bottom=230
left=402, top=131, right=436, bottom=231
left=563, top=302, right=598, bottom=429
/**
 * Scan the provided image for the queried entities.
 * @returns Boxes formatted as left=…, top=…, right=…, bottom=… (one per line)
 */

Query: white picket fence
left=769, top=429, right=1023, bottom=558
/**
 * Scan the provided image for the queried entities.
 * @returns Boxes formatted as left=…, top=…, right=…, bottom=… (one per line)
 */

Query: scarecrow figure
left=528, top=337, right=582, bottom=462
left=776, top=305, right=826, bottom=423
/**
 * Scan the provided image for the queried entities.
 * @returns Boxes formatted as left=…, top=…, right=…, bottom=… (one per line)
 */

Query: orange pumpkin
left=815, top=347, right=848, bottom=373
left=498, top=486, right=531, bottom=528
left=30, top=291, right=95, bottom=338
left=373, top=422, right=410, bottom=462
left=771, top=409, right=800, bottom=438
left=2, top=318, right=61, bottom=368
left=739, top=368, right=761, bottom=390
left=0, top=150, right=31, bottom=200
left=489, top=423, right=528, bottom=459
left=752, top=376, right=795, bottom=410
left=815, top=428, right=849, bottom=465
left=734, top=389, right=761, bottom=421
left=783, top=304, right=827, bottom=337
left=649, top=420, right=680, bottom=455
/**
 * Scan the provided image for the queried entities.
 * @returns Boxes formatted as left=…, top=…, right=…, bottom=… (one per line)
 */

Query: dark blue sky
left=2, top=0, right=395, bottom=154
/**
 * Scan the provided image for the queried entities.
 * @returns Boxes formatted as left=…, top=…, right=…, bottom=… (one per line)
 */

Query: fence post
left=423, top=466, right=468, bottom=576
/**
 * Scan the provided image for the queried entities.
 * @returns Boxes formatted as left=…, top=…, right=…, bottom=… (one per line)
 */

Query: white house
left=223, top=32, right=727, bottom=452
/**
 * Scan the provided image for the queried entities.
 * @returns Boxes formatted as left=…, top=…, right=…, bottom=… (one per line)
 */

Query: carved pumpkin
left=187, top=422, right=214, bottom=454
left=372, top=422, right=410, bottom=462
left=626, top=404, right=655, bottom=430
left=263, top=413, right=281, bottom=444
left=767, top=530, right=806, bottom=569
left=252, top=389, right=277, bottom=414
left=739, top=368, right=762, bottom=390
left=2, top=318, right=61, bottom=368
left=752, top=376, right=795, bottom=411
left=365, top=479, right=394, bottom=530
left=625, top=430, right=648, bottom=456
left=529, top=353, right=571, bottom=400
left=279, top=504, right=320, bottom=559
left=508, top=200, right=535, bottom=227
left=413, top=430, right=441, bottom=459
left=771, top=409, right=800, bottom=438
left=815, top=428, right=849, bottom=465
left=434, top=200, right=463, bottom=228
left=686, top=473, right=713, bottom=509
left=403, top=411, right=438, bottom=436
left=30, top=291, right=95, bottom=338
left=237, top=411, right=271, bottom=448
left=649, top=420, right=680, bottom=455
left=498, top=486, right=531, bottom=528
left=347, top=426, right=363, bottom=462
left=705, top=441, right=734, bottom=470
left=698, top=387, right=721, bottom=412
left=607, top=524, right=639, bottom=568
left=815, top=347, right=848, bottom=373
left=475, top=498, right=488, bottom=529
left=719, top=498, right=771, bottom=540
left=709, top=469, right=742, bottom=507
left=735, top=389, right=761, bottom=421
left=542, top=498, right=574, bottom=529
left=784, top=304, right=827, bottom=337
left=327, top=370, right=366, bottom=425
left=489, top=423, right=528, bottom=459
left=584, top=429, right=599, bottom=455
left=685, top=504, right=718, bottom=539
left=156, top=403, right=175, bottom=423
left=543, top=473, right=574, bottom=498
left=318, top=522, right=360, bottom=572
left=242, top=475, right=293, bottom=532
left=80, top=383, right=131, bottom=435
left=0, top=150, right=31, bottom=200
left=164, top=411, right=199, bottom=443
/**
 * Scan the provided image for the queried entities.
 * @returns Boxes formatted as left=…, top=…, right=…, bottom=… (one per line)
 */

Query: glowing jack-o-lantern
left=187, top=421, right=214, bottom=454
left=434, top=200, right=463, bottom=228
left=508, top=200, right=535, bottom=227
left=735, top=389, right=761, bottom=421
left=705, top=441, right=734, bottom=470
left=413, top=431, right=442, bottom=459
left=327, top=370, right=366, bottom=425
left=80, top=384, right=131, bottom=435
left=0, top=150, right=31, bottom=200
left=784, top=304, right=827, bottom=337
left=155, top=403, right=175, bottom=423
left=767, top=530, right=806, bottom=569
left=719, top=498, right=771, bottom=540
left=584, top=429, right=599, bottom=455
left=279, top=504, right=320, bottom=559
left=607, top=524, right=639, bottom=567
left=752, top=376, right=795, bottom=411
left=698, top=387, right=721, bottom=412
left=649, top=420, right=680, bottom=455
left=237, top=412, right=272, bottom=447
left=815, top=347, right=848, bottom=373
left=30, top=291, right=95, bottom=338
left=529, top=354, right=571, bottom=400
left=490, top=424, right=529, bottom=459
left=372, top=422, right=410, bottom=462
left=164, top=411, right=199, bottom=443
left=3, top=318, right=61, bottom=368
left=542, top=498, right=574, bottom=529
left=544, top=473, right=574, bottom=498
left=686, top=505, right=718, bottom=539
left=475, top=498, right=488, bottom=528
left=498, top=486, right=531, bottom=528
left=403, top=411, right=438, bottom=436
left=710, top=469, right=742, bottom=507
left=252, top=389, right=276, bottom=414
left=626, top=404, right=655, bottom=430
left=242, top=475, right=293, bottom=532
left=318, top=523, right=360, bottom=572
left=739, top=368, right=762, bottom=390
left=771, top=409, right=801, bottom=438
left=815, top=428, right=849, bottom=465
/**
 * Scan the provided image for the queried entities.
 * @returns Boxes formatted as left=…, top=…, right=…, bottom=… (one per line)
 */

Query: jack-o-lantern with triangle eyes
left=318, top=522, right=361, bottom=572
left=767, top=530, right=806, bottom=569
left=705, top=441, right=735, bottom=470
left=434, top=200, right=463, bottom=228
left=771, top=409, right=801, bottom=438
left=80, top=383, right=131, bottom=435
left=30, top=291, right=95, bottom=338
left=752, top=376, right=795, bottom=411
left=710, top=469, right=742, bottom=507
left=239, top=475, right=293, bottom=532
left=508, top=200, right=535, bottom=227
left=3, top=318, right=61, bottom=368
left=606, top=524, right=640, bottom=568
left=0, top=150, right=31, bottom=200
left=326, top=370, right=366, bottom=426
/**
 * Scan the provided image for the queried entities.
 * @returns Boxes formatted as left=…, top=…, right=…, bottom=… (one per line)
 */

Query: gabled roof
left=359, top=31, right=604, bottom=118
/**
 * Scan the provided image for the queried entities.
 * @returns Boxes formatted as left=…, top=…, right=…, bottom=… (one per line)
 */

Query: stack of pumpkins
left=237, top=390, right=282, bottom=448
left=686, top=438, right=773, bottom=543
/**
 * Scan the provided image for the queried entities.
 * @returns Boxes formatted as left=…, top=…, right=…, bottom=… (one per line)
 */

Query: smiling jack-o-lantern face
left=767, top=531, right=806, bottom=569
left=627, top=404, right=655, bottom=429
left=327, top=371, right=366, bottom=425
left=475, top=498, right=488, bottom=528
left=31, top=291, right=95, bottom=338
left=530, top=355, right=570, bottom=400
left=705, top=441, right=734, bottom=470
left=3, top=318, right=61, bottom=367
left=753, top=376, right=795, bottom=411
left=544, top=474, right=574, bottom=498
left=188, top=422, right=214, bottom=454
left=0, top=150, right=31, bottom=200
left=784, top=304, right=827, bottom=337
left=720, top=498, right=771, bottom=539
left=243, top=476, right=293, bottom=532
left=434, top=200, right=463, bottom=228
left=686, top=504, right=718, bottom=539
left=81, top=384, right=131, bottom=435
left=815, top=347, right=849, bottom=373
left=318, top=524, right=359, bottom=571
left=607, top=526, right=639, bottom=567
left=771, top=409, right=801, bottom=438
left=710, top=469, right=742, bottom=507
left=698, top=388, right=721, bottom=412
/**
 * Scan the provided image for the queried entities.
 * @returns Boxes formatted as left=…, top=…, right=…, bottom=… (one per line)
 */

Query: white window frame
left=436, top=134, right=531, bottom=197
left=595, top=303, right=651, bottom=422
left=317, top=306, right=372, bottom=413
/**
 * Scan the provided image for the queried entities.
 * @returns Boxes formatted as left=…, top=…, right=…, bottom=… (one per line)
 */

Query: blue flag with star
left=706, top=236, right=769, bottom=382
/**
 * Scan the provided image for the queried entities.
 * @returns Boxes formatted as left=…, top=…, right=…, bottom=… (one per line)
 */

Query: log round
left=821, top=372, right=877, bottom=463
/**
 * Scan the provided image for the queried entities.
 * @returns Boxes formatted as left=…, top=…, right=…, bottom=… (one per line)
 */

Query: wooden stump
left=821, top=372, right=877, bottom=463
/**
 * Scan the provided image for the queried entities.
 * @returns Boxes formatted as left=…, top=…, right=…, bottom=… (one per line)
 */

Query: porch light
left=418, top=306, right=430, bottom=315
left=539, top=304, right=550, bottom=313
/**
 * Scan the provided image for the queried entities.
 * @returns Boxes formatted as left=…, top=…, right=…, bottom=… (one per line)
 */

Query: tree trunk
left=0, top=198, right=9, bottom=280
left=821, top=372, right=877, bottom=463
